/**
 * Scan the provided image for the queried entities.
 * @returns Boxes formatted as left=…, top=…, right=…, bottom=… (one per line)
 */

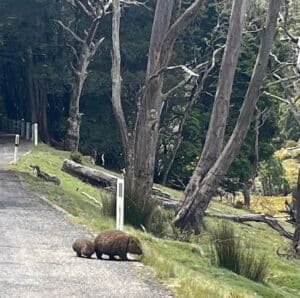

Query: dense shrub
left=211, top=222, right=268, bottom=283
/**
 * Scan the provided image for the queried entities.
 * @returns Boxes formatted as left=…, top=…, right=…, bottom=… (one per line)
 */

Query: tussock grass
left=211, top=222, right=268, bottom=283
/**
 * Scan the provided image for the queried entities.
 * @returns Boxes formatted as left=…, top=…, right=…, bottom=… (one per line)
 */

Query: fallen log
left=152, top=188, right=179, bottom=210
left=62, top=159, right=180, bottom=209
left=30, top=165, right=61, bottom=185
left=205, top=211, right=294, bottom=240
left=62, top=159, right=117, bottom=189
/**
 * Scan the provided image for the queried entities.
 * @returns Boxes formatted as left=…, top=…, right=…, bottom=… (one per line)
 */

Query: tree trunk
left=111, top=0, right=206, bottom=226
left=40, top=90, right=50, bottom=143
left=174, top=0, right=281, bottom=234
left=184, top=0, right=249, bottom=196
left=62, top=3, right=106, bottom=151
left=243, top=183, right=251, bottom=209
left=125, top=0, right=173, bottom=222
left=66, top=48, right=88, bottom=151
left=26, top=46, right=38, bottom=123
left=293, top=168, right=300, bottom=253
left=243, top=107, right=261, bottom=208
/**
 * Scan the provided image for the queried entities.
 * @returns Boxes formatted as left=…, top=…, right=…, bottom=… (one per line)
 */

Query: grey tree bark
left=174, top=0, right=281, bottom=234
left=182, top=0, right=250, bottom=199
left=110, top=0, right=206, bottom=225
left=59, top=0, right=108, bottom=151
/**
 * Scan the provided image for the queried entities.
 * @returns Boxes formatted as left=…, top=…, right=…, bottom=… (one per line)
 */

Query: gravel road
left=0, top=136, right=172, bottom=297
left=0, top=134, right=31, bottom=168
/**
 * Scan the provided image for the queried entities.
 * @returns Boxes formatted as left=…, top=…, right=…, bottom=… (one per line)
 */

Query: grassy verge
left=11, top=144, right=300, bottom=297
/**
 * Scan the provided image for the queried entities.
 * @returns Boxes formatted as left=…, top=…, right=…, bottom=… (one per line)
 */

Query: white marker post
left=13, top=134, right=20, bottom=164
left=32, top=123, right=38, bottom=146
left=116, top=178, right=124, bottom=231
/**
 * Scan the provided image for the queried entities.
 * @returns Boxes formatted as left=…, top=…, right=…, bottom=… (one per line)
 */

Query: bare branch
left=157, top=0, right=206, bottom=68
left=75, top=0, right=93, bottom=17
left=56, top=20, right=84, bottom=43
left=162, top=76, right=191, bottom=100
left=264, top=91, right=289, bottom=104
left=67, top=44, right=79, bottom=62
left=103, top=0, right=113, bottom=14
left=162, top=45, right=224, bottom=100
left=120, top=0, right=149, bottom=9
left=149, top=65, right=199, bottom=81
left=264, top=91, right=300, bottom=126
left=90, top=37, right=105, bottom=56
left=282, top=25, right=299, bottom=43
left=266, top=75, right=300, bottom=88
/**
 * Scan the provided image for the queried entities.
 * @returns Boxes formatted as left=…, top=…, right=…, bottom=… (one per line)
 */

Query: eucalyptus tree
left=174, top=0, right=281, bottom=233
left=111, top=0, right=206, bottom=225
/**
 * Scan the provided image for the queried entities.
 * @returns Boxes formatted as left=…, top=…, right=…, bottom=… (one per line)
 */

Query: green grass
left=11, top=144, right=300, bottom=298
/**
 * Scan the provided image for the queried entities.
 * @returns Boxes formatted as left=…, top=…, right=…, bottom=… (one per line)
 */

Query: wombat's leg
left=76, top=252, right=81, bottom=257
left=109, top=255, right=115, bottom=260
left=120, top=253, right=128, bottom=261
left=96, top=250, right=103, bottom=259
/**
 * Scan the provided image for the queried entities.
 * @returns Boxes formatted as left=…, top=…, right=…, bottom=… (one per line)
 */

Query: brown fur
left=94, top=230, right=143, bottom=261
left=72, top=238, right=95, bottom=258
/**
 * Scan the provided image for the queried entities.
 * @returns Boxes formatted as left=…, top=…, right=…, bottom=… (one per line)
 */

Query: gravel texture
left=0, top=136, right=172, bottom=298
left=0, top=134, right=31, bottom=168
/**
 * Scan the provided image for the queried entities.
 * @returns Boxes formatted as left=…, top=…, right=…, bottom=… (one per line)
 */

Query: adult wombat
left=72, top=238, right=95, bottom=258
left=94, top=230, right=143, bottom=260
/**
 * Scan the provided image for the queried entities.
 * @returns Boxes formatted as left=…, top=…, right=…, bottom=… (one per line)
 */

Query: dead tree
left=111, top=0, right=206, bottom=225
left=58, top=0, right=109, bottom=151
left=30, top=165, right=61, bottom=185
left=261, top=1, right=300, bottom=134
left=281, top=0, right=300, bottom=74
left=174, top=0, right=281, bottom=234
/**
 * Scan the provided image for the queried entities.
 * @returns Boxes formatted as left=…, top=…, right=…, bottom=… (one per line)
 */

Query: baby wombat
left=72, top=238, right=95, bottom=258
left=94, top=230, right=143, bottom=261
